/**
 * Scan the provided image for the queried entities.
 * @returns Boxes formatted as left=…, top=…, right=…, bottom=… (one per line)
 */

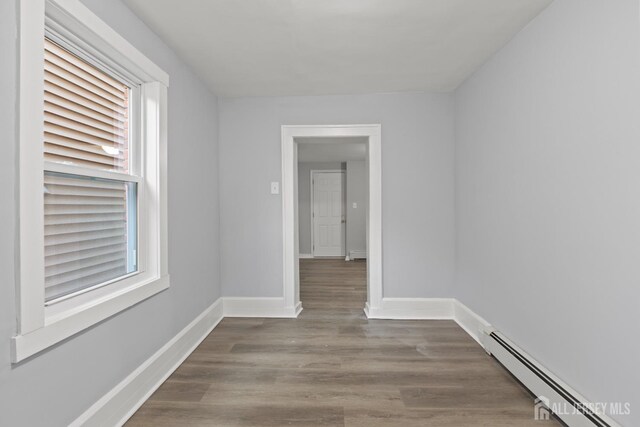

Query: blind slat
left=45, top=213, right=126, bottom=225
left=45, top=135, right=124, bottom=159
left=45, top=144, right=124, bottom=168
left=44, top=194, right=126, bottom=205
left=45, top=266, right=128, bottom=299
left=45, top=183, right=125, bottom=197
left=45, top=122, right=125, bottom=147
left=45, top=71, right=125, bottom=112
left=45, top=112, right=126, bottom=144
left=45, top=86, right=126, bottom=125
left=45, top=154, right=125, bottom=170
left=45, top=59, right=126, bottom=106
left=46, top=101, right=126, bottom=136
left=46, top=133, right=122, bottom=155
left=46, top=250, right=127, bottom=277
left=44, top=144, right=123, bottom=168
left=45, top=39, right=127, bottom=93
left=46, top=243, right=126, bottom=267
left=45, top=221, right=125, bottom=237
left=44, top=173, right=125, bottom=189
left=45, top=259, right=127, bottom=288
left=44, top=235, right=126, bottom=257
left=44, top=205, right=126, bottom=215
left=45, top=226, right=126, bottom=247
left=44, top=49, right=126, bottom=100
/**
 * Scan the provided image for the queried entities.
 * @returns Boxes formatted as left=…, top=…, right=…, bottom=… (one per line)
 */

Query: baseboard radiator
left=483, top=331, right=619, bottom=427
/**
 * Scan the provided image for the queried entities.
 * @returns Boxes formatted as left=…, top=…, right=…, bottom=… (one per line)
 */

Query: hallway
left=300, top=258, right=367, bottom=310
left=127, top=259, right=559, bottom=426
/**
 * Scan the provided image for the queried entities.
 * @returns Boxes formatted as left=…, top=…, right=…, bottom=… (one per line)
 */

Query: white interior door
left=312, top=171, right=345, bottom=256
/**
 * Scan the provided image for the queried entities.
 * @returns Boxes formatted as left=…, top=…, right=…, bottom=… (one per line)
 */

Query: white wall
left=0, top=1, right=221, bottom=425
left=455, top=0, right=640, bottom=425
left=346, top=160, right=367, bottom=256
left=220, top=92, right=455, bottom=298
left=298, top=162, right=345, bottom=255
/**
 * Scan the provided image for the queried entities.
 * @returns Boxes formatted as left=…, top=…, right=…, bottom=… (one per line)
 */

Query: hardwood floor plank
left=128, top=402, right=345, bottom=427
left=148, top=380, right=211, bottom=403
left=344, top=407, right=559, bottom=427
left=199, top=382, right=404, bottom=410
left=170, top=364, right=279, bottom=385
left=184, top=352, right=344, bottom=371
left=399, top=384, right=533, bottom=409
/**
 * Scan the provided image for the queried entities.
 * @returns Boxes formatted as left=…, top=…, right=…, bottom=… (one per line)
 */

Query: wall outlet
left=270, top=182, right=280, bottom=194
left=352, top=202, right=357, bottom=208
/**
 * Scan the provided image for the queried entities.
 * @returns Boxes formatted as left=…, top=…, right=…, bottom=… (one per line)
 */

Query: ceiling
left=297, top=138, right=367, bottom=163
left=123, top=0, right=552, bottom=97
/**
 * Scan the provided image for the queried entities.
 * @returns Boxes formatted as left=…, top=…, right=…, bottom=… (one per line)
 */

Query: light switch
left=352, top=202, right=358, bottom=209
left=270, top=182, right=280, bottom=195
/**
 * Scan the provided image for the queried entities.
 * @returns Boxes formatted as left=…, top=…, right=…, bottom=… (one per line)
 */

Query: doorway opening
left=281, top=125, right=382, bottom=316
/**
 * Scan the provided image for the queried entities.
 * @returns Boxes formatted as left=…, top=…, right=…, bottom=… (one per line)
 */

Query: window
left=44, top=37, right=138, bottom=303
left=14, top=0, right=170, bottom=362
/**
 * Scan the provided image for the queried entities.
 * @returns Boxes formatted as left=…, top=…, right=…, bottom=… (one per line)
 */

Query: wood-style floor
left=127, top=259, right=560, bottom=426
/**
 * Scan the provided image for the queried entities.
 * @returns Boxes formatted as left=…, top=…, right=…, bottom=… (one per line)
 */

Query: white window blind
left=44, top=172, right=136, bottom=301
left=43, top=37, right=137, bottom=303
left=44, top=37, right=130, bottom=172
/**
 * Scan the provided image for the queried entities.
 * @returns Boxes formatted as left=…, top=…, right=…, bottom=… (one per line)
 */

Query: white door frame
left=310, top=169, right=346, bottom=257
left=281, top=124, right=382, bottom=317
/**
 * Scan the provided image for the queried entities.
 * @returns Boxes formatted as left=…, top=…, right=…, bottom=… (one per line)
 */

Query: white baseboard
left=365, top=298, right=455, bottom=319
left=298, top=253, right=314, bottom=259
left=364, top=298, right=491, bottom=348
left=223, top=297, right=302, bottom=318
left=453, top=300, right=492, bottom=346
left=70, top=298, right=224, bottom=427
left=349, top=250, right=367, bottom=259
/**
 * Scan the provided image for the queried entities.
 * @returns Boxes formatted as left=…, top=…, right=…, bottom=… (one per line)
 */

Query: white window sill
left=11, top=275, right=169, bottom=363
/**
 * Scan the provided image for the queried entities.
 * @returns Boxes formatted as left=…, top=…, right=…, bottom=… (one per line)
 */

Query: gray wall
left=298, top=162, right=345, bottom=255
left=220, top=92, right=455, bottom=298
left=346, top=160, right=367, bottom=256
left=455, top=0, right=640, bottom=425
left=0, top=1, right=221, bottom=425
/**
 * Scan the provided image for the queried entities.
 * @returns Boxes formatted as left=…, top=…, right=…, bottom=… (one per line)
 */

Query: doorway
left=281, top=124, right=382, bottom=316
left=311, top=170, right=346, bottom=257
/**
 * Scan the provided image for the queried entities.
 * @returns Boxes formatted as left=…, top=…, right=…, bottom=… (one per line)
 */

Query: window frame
left=13, top=0, right=170, bottom=363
